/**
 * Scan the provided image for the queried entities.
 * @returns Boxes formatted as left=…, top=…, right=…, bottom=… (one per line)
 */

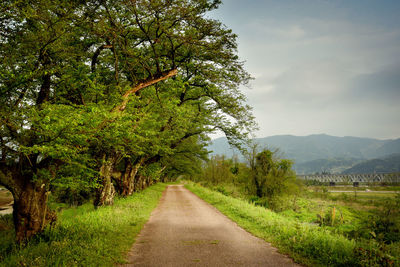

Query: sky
left=208, top=0, right=400, bottom=140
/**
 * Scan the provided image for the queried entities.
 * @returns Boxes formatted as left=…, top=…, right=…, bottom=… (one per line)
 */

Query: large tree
left=0, top=0, right=255, bottom=242
left=87, top=0, right=255, bottom=204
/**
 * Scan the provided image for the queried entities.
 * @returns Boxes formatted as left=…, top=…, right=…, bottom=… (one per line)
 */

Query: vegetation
left=192, top=147, right=302, bottom=211
left=188, top=145, right=400, bottom=266
left=2, top=0, right=397, bottom=265
left=207, top=135, right=400, bottom=174
left=0, top=0, right=255, bottom=242
left=0, top=183, right=166, bottom=266
left=185, top=182, right=400, bottom=266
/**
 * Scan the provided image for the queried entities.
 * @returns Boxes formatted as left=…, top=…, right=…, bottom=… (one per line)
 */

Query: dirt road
left=0, top=188, right=13, bottom=215
left=124, top=185, right=299, bottom=266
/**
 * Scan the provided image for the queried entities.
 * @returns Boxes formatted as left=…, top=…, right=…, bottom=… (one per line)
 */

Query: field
left=185, top=182, right=400, bottom=266
left=0, top=183, right=167, bottom=267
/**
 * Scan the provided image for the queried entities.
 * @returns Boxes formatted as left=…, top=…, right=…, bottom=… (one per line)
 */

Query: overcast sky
left=209, top=0, right=400, bottom=140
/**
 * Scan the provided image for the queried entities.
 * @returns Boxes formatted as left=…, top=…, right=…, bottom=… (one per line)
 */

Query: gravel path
left=124, top=185, right=299, bottom=266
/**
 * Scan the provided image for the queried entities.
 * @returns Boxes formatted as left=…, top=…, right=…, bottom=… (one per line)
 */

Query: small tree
left=247, top=146, right=300, bottom=209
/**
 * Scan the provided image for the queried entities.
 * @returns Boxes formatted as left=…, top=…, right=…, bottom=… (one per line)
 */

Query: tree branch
left=115, top=68, right=177, bottom=112
left=91, top=44, right=113, bottom=73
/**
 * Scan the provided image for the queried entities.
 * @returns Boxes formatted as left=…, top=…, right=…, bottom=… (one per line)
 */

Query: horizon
left=210, top=133, right=400, bottom=141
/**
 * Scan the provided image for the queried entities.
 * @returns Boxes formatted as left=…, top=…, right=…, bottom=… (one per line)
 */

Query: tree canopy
left=0, top=0, right=255, bottom=242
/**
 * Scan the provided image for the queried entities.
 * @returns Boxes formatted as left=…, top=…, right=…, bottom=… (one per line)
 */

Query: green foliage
left=316, top=206, right=344, bottom=227
left=358, top=194, right=400, bottom=244
left=200, top=155, right=236, bottom=184
left=0, top=0, right=255, bottom=168
left=251, top=149, right=300, bottom=200
left=303, top=179, right=326, bottom=186
left=0, top=0, right=256, bottom=240
left=0, top=183, right=167, bottom=266
left=354, top=240, right=399, bottom=267
left=239, top=146, right=302, bottom=210
left=192, top=146, right=302, bottom=211
left=52, top=187, right=93, bottom=207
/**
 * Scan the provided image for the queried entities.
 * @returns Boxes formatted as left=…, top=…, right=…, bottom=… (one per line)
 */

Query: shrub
left=316, top=206, right=344, bottom=227
left=361, top=195, right=400, bottom=244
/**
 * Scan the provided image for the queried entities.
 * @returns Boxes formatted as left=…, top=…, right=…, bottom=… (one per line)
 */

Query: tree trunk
left=146, top=176, right=153, bottom=187
left=1, top=162, right=57, bottom=243
left=253, top=173, right=263, bottom=198
left=135, top=175, right=143, bottom=192
left=141, top=176, right=145, bottom=190
left=142, top=176, right=149, bottom=189
left=112, top=170, right=122, bottom=195
left=121, top=162, right=133, bottom=196
left=94, top=155, right=116, bottom=206
left=13, top=181, right=56, bottom=243
left=121, top=160, right=142, bottom=196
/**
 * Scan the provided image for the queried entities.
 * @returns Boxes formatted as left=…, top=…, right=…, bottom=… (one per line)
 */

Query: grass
left=310, top=186, right=400, bottom=192
left=185, top=182, right=400, bottom=267
left=0, top=183, right=167, bottom=267
left=330, top=191, right=398, bottom=198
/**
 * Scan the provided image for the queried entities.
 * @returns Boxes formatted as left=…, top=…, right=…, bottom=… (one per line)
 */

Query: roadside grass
left=185, top=182, right=399, bottom=267
left=0, top=183, right=167, bottom=267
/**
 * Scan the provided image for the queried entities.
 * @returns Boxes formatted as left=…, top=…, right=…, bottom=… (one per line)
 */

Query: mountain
left=294, top=158, right=362, bottom=174
left=254, top=134, right=388, bottom=163
left=342, top=154, right=400, bottom=174
left=374, top=139, right=400, bottom=158
left=207, top=134, right=400, bottom=174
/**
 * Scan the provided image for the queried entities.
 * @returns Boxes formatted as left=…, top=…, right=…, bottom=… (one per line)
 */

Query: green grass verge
left=185, top=182, right=399, bottom=267
left=0, top=183, right=167, bottom=267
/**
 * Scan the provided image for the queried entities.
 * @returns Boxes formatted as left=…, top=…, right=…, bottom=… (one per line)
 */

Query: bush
left=360, top=195, right=400, bottom=244
left=355, top=241, right=398, bottom=267
left=215, top=185, right=229, bottom=196
left=53, top=188, right=93, bottom=206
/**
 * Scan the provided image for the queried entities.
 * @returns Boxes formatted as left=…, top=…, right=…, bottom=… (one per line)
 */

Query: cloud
left=211, top=1, right=400, bottom=139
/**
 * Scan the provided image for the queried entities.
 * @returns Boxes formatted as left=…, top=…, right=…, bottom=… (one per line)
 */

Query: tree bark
left=12, top=181, right=56, bottom=243
left=94, top=155, right=116, bottom=206
left=134, top=175, right=144, bottom=192
left=1, top=165, right=56, bottom=243
left=121, top=162, right=133, bottom=196
left=115, top=68, right=177, bottom=112
left=121, top=159, right=144, bottom=196
left=146, top=176, right=153, bottom=187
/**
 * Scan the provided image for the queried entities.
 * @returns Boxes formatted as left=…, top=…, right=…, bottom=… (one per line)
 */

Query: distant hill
left=207, top=134, right=400, bottom=174
left=342, top=154, right=400, bottom=174
left=374, top=139, right=400, bottom=158
left=294, top=158, right=362, bottom=174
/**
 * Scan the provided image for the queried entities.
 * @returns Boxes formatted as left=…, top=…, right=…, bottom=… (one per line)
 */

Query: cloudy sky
left=209, top=0, right=400, bottom=140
